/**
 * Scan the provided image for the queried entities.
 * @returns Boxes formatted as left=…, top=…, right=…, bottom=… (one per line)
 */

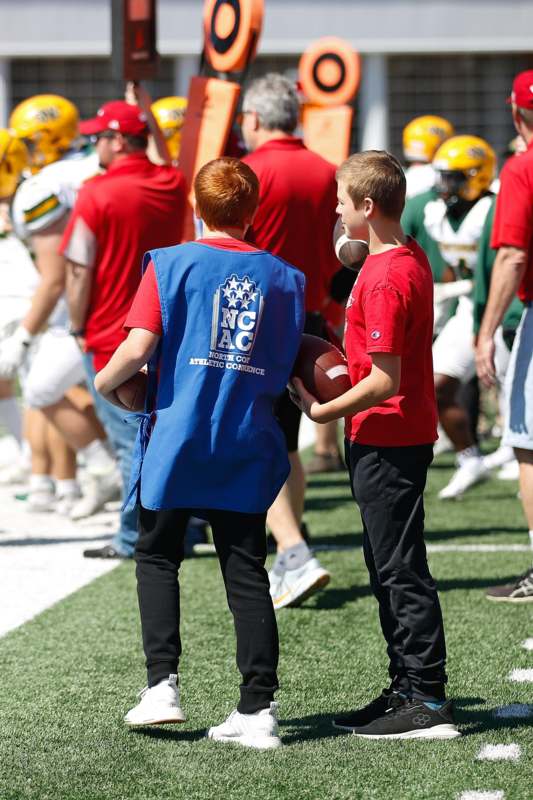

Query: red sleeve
left=362, top=285, right=407, bottom=355
left=124, top=261, right=162, bottom=335
left=491, top=159, right=533, bottom=250
left=60, top=185, right=99, bottom=261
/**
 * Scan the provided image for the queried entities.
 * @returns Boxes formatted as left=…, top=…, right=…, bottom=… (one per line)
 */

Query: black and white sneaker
left=346, top=694, right=460, bottom=739
left=486, top=568, right=533, bottom=603
left=333, top=688, right=398, bottom=731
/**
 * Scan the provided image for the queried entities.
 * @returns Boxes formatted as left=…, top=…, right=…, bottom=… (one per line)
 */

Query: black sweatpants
left=135, top=506, right=279, bottom=714
left=345, top=441, right=448, bottom=702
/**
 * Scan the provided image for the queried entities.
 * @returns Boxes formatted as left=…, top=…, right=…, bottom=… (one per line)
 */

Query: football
left=291, top=334, right=351, bottom=403
left=114, top=371, right=147, bottom=411
left=333, top=216, right=369, bottom=270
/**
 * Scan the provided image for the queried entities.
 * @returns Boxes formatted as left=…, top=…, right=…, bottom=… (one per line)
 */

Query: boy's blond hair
left=337, top=150, right=406, bottom=221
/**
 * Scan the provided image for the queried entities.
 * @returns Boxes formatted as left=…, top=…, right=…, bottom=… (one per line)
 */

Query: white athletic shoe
left=207, top=702, right=282, bottom=749
left=438, top=456, right=489, bottom=500
left=497, top=459, right=520, bottom=481
left=124, top=674, right=186, bottom=727
left=482, top=445, right=515, bottom=472
left=27, top=476, right=56, bottom=512
left=433, top=428, right=454, bottom=457
left=271, top=557, right=330, bottom=610
left=268, top=568, right=283, bottom=599
left=55, top=484, right=83, bottom=516
left=0, top=456, right=30, bottom=485
left=70, top=470, right=122, bottom=520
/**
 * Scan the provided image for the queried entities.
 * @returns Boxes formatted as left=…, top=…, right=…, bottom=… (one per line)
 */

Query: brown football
left=291, top=334, right=351, bottom=403
left=115, top=371, right=147, bottom=412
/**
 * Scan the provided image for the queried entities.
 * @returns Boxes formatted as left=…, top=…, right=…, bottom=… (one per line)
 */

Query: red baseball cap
left=79, top=101, right=149, bottom=136
left=507, top=70, right=533, bottom=108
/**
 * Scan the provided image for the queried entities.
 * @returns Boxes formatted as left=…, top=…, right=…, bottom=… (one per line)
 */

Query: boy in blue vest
left=94, top=157, right=305, bottom=750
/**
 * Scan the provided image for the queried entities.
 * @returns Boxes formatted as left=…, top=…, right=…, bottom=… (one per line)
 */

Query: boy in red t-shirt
left=293, top=151, right=460, bottom=740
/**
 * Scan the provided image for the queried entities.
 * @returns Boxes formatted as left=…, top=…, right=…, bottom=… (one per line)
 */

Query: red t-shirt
left=242, top=138, right=338, bottom=313
left=61, top=152, right=188, bottom=368
left=491, top=139, right=533, bottom=302
left=344, top=238, right=438, bottom=446
left=125, top=238, right=259, bottom=335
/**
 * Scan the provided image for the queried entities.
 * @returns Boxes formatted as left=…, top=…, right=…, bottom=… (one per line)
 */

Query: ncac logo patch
left=189, top=274, right=266, bottom=376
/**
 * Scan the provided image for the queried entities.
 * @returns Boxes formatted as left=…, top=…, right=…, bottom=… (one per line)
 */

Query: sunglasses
left=89, top=131, right=118, bottom=144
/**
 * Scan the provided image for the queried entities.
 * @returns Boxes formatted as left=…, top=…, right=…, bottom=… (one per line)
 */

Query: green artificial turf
left=1, top=451, right=532, bottom=800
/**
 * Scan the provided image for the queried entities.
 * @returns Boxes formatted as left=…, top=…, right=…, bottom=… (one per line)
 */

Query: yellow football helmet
left=403, top=115, right=454, bottom=163
left=433, top=135, right=496, bottom=202
left=9, top=94, right=79, bottom=171
left=151, top=96, right=187, bottom=160
left=0, top=129, right=29, bottom=199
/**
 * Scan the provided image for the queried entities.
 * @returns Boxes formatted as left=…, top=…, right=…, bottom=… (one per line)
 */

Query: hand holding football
left=290, top=334, right=351, bottom=404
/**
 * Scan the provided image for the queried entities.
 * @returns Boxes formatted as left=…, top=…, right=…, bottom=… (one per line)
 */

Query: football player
left=428, top=135, right=509, bottom=499
left=1, top=95, right=120, bottom=514
left=403, top=115, right=454, bottom=199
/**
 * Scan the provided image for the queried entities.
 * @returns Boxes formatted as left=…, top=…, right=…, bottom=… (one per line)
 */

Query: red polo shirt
left=491, top=139, right=533, bottom=302
left=242, top=138, right=338, bottom=312
left=344, top=237, right=438, bottom=446
left=61, top=152, right=187, bottom=369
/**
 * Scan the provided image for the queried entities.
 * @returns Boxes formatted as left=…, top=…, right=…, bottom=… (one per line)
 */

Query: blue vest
left=128, top=241, right=305, bottom=514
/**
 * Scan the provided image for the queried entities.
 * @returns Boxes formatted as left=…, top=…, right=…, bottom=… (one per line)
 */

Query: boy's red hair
left=194, top=157, right=259, bottom=230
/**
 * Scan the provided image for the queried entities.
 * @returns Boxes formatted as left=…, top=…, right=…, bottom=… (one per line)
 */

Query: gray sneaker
left=486, top=568, right=533, bottom=603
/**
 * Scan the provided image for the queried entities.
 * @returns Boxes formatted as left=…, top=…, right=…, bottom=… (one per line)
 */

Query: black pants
left=135, top=506, right=279, bottom=714
left=345, top=441, right=448, bottom=702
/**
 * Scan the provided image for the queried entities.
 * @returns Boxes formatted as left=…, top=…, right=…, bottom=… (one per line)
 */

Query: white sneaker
left=207, top=702, right=281, bottom=749
left=28, top=476, right=56, bottom=512
left=271, top=557, right=330, bottom=610
left=124, top=674, right=186, bottom=727
left=0, top=461, right=29, bottom=486
left=55, top=484, right=83, bottom=516
left=438, top=456, right=489, bottom=500
left=433, top=428, right=453, bottom=457
left=497, top=459, right=520, bottom=481
left=482, top=445, right=515, bottom=471
left=70, top=470, right=122, bottom=520
left=268, top=568, right=283, bottom=599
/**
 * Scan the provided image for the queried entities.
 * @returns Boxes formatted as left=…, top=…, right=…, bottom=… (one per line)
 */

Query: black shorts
left=275, top=311, right=328, bottom=453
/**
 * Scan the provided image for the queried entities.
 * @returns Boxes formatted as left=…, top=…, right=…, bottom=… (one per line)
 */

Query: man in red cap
left=476, top=71, right=533, bottom=602
left=61, top=100, right=188, bottom=559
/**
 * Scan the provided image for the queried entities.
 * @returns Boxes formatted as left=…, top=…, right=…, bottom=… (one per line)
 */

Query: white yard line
left=476, top=744, right=521, bottom=762
left=493, top=704, right=533, bottom=719
left=508, top=669, right=533, bottom=683
left=0, top=484, right=121, bottom=638
left=458, top=793, right=505, bottom=800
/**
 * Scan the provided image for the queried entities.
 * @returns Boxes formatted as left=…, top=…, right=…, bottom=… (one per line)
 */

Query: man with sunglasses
left=61, top=100, right=188, bottom=559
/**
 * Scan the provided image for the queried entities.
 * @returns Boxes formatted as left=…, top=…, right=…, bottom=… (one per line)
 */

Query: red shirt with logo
left=61, top=153, right=187, bottom=369
left=125, top=238, right=259, bottom=335
left=491, top=139, right=533, bottom=302
left=344, top=237, right=437, bottom=446
left=242, top=138, right=338, bottom=313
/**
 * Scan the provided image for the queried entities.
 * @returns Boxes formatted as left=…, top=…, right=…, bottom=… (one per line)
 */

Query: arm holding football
left=94, top=328, right=160, bottom=406
left=293, top=353, right=401, bottom=424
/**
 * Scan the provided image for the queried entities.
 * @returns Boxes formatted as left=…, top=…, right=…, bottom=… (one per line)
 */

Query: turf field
left=0, top=450, right=532, bottom=800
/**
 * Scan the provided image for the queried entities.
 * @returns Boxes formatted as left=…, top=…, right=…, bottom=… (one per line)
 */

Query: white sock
left=529, top=530, right=533, bottom=556
left=80, top=439, right=116, bottom=476
left=30, top=474, right=54, bottom=492
left=55, top=478, right=80, bottom=498
left=457, top=445, right=481, bottom=465
left=0, top=397, right=22, bottom=444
